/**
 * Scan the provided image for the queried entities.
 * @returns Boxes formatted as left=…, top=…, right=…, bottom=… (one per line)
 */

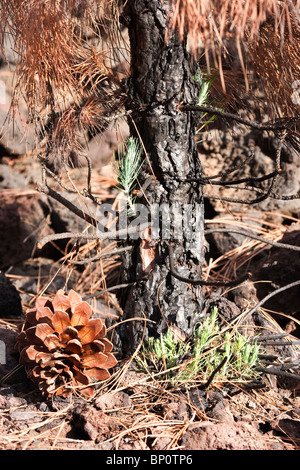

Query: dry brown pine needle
left=15, top=289, right=117, bottom=398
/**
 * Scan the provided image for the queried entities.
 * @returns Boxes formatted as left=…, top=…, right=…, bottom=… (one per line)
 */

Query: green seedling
left=137, top=307, right=262, bottom=387
left=113, top=136, right=143, bottom=216
left=194, top=67, right=222, bottom=135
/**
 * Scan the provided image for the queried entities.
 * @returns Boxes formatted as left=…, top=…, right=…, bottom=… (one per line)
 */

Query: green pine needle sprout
left=113, top=136, right=143, bottom=216
left=194, top=68, right=221, bottom=134
left=194, top=68, right=212, bottom=107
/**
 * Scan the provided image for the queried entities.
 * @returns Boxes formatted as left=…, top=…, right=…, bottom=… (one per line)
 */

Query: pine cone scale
left=66, top=338, right=82, bottom=355
left=84, top=368, right=110, bottom=380
left=59, top=325, right=79, bottom=342
left=44, top=334, right=61, bottom=351
left=16, top=289, right=117, bottom=397
left=35, top=323, right=55, bottom=343
left=71, top=301, right=92, bottom=326
left=52, top=310, right=72, bottom=332
left=77, top=319, right=104, bottom=345
left=81, top=352, right=108, bottom=368
left=36, top=306, right=54, bottom=322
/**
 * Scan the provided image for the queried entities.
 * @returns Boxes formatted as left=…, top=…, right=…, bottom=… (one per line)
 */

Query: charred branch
left=180, top=104, right=300, bottom=133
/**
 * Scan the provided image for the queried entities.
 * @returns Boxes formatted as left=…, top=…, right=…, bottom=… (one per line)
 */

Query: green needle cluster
left=113, top=136, right=143, bottom=216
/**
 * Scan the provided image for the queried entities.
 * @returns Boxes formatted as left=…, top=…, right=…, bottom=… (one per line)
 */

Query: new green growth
left=113, top=136, right=143, bottom=217
left=137, top=307, right=262, bottom=386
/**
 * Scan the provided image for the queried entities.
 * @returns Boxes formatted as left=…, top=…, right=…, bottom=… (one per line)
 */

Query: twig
left=206, top=186, right=300, bottom=203
left=38, top=221, right=150, bottom=248
left=39, top=162, right=78, bottom=193
left=259, top=340, right=300, bottom=347
left=69, top=246, right=132, bottom=265
left=204, top=227, right=300, bottom=251
left=181, top=104, right=300, bottom=132
left=259, top=361, right=300, bottom=370
left=252, top=333, right=290, bottom=343
left=258, top=354, right=279, bottom=360
left=204, top=169, right=282, bottom=186
left=168, top=244, right=249, bottom=287
left=199, top=356, right=228, bottom=389
left=38, top=184, right=98, bottom=227
left=238, top=279, right=300, bottom=325
left=255, top=366, right=300, bottom=381
left=37, top=231, right=102, bottom=249
left=83, top=283, right=135, bottom=300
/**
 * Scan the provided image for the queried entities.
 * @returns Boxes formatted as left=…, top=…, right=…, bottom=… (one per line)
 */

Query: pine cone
left=15, top=289, right=117, bottom=397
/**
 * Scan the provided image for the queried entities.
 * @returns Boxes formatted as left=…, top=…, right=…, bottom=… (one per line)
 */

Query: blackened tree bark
left=119, top=0, right=206, bottom=351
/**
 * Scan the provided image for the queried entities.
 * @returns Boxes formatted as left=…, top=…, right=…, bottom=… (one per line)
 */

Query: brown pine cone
left=15, top=289, right=117, bottom=397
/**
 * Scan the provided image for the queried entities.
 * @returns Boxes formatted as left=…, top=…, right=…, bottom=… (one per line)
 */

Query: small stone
left=0, top=189, right=54, bottom=267
left=94, top=391, right=132, bottom=411
left=0, top=272, right=22, bottom=317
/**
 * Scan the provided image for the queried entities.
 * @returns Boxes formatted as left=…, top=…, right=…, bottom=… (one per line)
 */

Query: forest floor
left=0, top=114, right=300, bottom=451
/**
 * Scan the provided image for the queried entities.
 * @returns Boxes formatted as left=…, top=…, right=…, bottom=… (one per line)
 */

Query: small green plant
left=113, top=136, right=143, bottom=216
left=194, top=67, right=214, bottom=106
left=193, top=67, right=227, bottom=137
left=139, top=329, right=190, bottom=373
left=137, top=307, right=262, bottom=387
left=194, top=67, right=218, bottom=134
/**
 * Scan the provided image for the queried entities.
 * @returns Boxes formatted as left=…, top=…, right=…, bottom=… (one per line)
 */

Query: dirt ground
left=0, top=335, right=300, bottom=450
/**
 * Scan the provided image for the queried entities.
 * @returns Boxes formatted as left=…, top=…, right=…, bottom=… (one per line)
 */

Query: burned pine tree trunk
left=119, top=0, right=206, bottom=351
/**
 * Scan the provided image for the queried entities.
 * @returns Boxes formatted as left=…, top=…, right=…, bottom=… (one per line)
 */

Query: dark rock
left=229, top=279, right=259, bottom=312
left=0, top=272, right=22, bottom=317
left=270, top=417, right=300, bottom=440
left=0, top=324, right=27, bottom=387
left=94, top=391, right=132, bottom=411
left=48, top=190, right=96, bottom=234
left=206, top=213, right=262, bottom=256
left=188, top=388, right=207, bottom=414
left=206, top=399, right=234, bottom=423
left=204, top=294, right=241, bottom=328
left=253, top=223, right=300, bottom=321
left=0, top=324, right=19, bottom=369
left=69, top=404, right=119, bottom=441
left=0, top=189, right=55, bottom=267
left=8, top=257, right=79, bottom=305
left=162, top=400, right=189, bottom=421
left=200, top=130, right=300, bottom=219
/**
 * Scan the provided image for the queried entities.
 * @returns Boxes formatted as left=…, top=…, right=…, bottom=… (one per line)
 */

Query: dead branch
left=204, top=227, right=300, bottom=252
left=38, top=184, right=99, bottom=227
left=181, top=104, right=300, bottom=132
left=238, top=279, right=300, bottom=325
left=37, top=231, right=102, bottom=249
left=69, top=246, right=132, bottom=265
left=37, top=223, right=150, bottom=248
left=255, top=366, right=300, bottom=381
left=168, top=244, right=249, bottom=287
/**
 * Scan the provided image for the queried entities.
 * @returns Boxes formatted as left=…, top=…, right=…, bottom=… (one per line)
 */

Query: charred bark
left=119, top=0, right=205, bottom=351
